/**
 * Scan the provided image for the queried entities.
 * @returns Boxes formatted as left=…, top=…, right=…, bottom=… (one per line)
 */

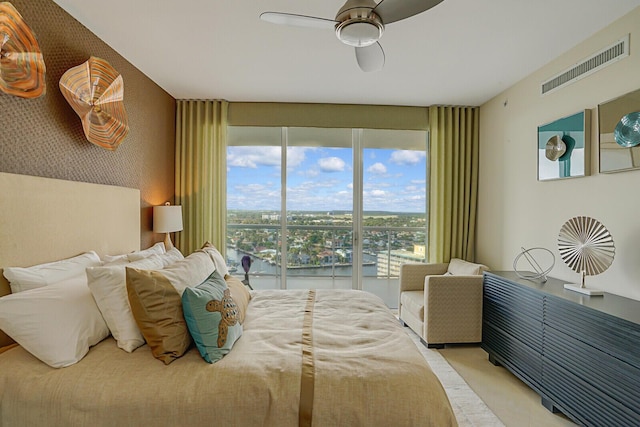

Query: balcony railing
left=226, top=223, right=426, bottom=309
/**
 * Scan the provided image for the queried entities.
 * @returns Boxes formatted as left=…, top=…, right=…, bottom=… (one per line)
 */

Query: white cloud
left=370, top=189, right=387, bottom=197
left=347, top=183, right=353, bottom=190
left=305, top=168, right=319, bottom=177
left=287, top=147, right=310, bottom=168
left=367, top=162, right=387, bottom=175
left=364, top=181, right=391, bottom=189
left=228, top=146, right=281, bottom=168
left=245, top=183, right=267, bottom=192
left=318, top=157, right=346, bottom=172
left=227, top=146, right=312, bottom=169
left=228, top=181, right=281, bottom=210
left=390, top=150, right=426, bottom=166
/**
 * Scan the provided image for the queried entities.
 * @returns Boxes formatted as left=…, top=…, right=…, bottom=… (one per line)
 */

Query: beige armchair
left=398, top=258, right=489, bottom=348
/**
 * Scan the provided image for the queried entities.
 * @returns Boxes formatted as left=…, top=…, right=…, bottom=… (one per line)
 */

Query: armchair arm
left=423, top=275, right=484, bottom=343
left=399, top=263, right=448, bottom=292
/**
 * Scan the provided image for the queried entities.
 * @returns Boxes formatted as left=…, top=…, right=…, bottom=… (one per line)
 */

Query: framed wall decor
left=598, top=88, right=640, bottom=173
left=537, top=110, right=590, bottom=181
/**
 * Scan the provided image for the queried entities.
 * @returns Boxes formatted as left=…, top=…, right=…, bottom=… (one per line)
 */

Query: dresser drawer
left=484, top=274, right=543, bottom=322
left=545, top=296, right=640, bottom=368
left=483, top=300, right=542, bottom=350
left=483, top=273, right=543, bottom=351
left=544, top=326, right=640, bottom=413
left=483, top=323, right=542, bottom=390
left=543, top=356, right=640, bottom=427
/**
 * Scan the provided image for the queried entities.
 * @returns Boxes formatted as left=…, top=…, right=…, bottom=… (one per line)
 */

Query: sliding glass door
left=226, top=126, right=282, bottom=289
left=284, top=127, right=354, bottom=291
left=227, top=126, right=427, bottom=308
left=360, top=129, right=429, bottom=305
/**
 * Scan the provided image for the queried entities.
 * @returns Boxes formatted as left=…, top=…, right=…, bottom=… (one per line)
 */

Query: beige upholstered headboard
left=0, top=172, right=141, bottom=347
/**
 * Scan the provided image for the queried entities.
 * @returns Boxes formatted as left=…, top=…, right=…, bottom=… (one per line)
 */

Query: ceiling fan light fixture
left=335, top=17, right=383, bottom=47
left=261, top=0, right=444, bottom=71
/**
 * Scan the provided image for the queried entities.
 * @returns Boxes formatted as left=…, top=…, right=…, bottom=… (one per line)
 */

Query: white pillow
left=3, top=251, right=102, bottom=293
left=101, top=253, right=129, bottom=264
left=86, top=254, right=165, bottom=352
left=201, top=243, right=228, bottom=277
left=127, top=250, right=215, bottom=296
left=159, top=247, right=185, bottom=267
left=446, top=258, right=489, bottom=276
left=126, top=242, right=166, bottom=262
left=0, top=276, right=110, bottom=368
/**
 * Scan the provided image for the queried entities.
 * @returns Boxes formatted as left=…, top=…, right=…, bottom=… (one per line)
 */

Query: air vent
left=541, top=34, right=629, bottom=95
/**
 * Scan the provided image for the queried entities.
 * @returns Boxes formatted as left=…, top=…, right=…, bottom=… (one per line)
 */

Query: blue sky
left=227, top=147, right=426, bottom=213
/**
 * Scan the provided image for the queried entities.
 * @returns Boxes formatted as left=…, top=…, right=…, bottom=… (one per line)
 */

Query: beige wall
left=478, top=7, right=640, bottom=299
left=0, top=0, right=176, bottom=249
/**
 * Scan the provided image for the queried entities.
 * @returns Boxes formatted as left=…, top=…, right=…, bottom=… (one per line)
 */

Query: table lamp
left=153, top=202, right=183, bottom=250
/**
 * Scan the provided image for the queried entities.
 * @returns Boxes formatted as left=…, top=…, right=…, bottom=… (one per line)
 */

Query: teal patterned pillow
left=182, top=270, right=243, bottom=363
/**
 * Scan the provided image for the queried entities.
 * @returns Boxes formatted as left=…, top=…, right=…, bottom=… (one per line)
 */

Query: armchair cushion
left=400, top=291, right=424, bottom=320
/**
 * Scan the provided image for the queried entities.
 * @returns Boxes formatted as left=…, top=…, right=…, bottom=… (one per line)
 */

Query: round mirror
left=545, top=135, right=566, bottom=161
left=614, top=111, right=640, bottom=148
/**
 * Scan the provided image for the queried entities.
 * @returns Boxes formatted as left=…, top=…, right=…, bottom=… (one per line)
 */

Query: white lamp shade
left=153, top=205, right=183, bottom=233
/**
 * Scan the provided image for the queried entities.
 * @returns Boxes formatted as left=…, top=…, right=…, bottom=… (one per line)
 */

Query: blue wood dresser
left=482, top=271, right=640, bottom=426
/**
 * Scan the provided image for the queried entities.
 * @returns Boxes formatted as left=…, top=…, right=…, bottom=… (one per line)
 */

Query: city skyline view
left=227, top=146, right=427, bottom=213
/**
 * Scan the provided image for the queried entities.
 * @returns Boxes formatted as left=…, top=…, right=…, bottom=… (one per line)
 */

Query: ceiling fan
left=260, top=0, right=444, bottom=72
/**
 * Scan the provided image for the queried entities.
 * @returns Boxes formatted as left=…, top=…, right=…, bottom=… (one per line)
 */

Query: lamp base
left=564, top=284, right=604, bottom=296
left=163, top=233, right=174, bottom=250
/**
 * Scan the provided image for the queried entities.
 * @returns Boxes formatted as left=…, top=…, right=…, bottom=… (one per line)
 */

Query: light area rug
left=405, top=328, right=505, bottom=427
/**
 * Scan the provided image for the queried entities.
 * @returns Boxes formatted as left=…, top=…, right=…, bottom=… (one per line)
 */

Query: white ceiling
left=52, top=0, right=640, bottom=107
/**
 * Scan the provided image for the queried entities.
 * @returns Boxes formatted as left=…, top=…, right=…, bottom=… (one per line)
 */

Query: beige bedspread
left=0, top=289, right=456, bottom=427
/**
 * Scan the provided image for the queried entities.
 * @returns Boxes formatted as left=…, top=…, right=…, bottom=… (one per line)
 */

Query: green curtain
left=175, top=100, right=228, bottom=256
left=428, top=106, right=480, bottom=263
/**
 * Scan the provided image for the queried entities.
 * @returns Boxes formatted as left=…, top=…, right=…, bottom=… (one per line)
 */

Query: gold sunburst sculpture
left=59, top=56, right=129, bottom=150
left=0, top=2, right=46, bottom=98
left=558, top=216, right=615, bottom=296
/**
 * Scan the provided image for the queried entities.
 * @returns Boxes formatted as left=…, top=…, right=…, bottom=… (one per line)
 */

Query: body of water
left=226, top=248, right=378, bottom=277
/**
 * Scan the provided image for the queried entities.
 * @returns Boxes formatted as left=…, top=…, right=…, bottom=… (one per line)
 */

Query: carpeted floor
left=405, top=327, right=504, bottom=427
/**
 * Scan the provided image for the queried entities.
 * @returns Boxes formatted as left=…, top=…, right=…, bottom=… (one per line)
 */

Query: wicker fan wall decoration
left=558, top=216, right=615, bottom=296
left=0, top=2, right=46, bottom=98
left=59, top=56, right=129, bottom=150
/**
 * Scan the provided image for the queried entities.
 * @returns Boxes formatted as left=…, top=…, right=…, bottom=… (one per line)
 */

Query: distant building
left=317, top=250, right=335, bottom=265
left=299, top=254, right=311, bottom=264
left=377, top=245, right=426, bottom=277
left=261, top=213, right=281, bottom=221
left=335, top=249, right=352, bottom=263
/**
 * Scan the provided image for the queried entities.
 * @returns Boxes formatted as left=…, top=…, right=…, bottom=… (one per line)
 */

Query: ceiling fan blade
left=355, top=42, right=385, bottom=72
left=372, top=0, right=444, bottom=24
left=260, top=12, right=337, bottom=29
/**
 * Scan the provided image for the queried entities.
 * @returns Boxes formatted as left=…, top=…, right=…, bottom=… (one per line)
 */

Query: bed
left=0, top=172, right=456, bottom=426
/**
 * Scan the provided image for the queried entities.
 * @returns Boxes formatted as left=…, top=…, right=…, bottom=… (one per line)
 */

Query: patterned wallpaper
left=0, top=0, right=176, bottom=249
